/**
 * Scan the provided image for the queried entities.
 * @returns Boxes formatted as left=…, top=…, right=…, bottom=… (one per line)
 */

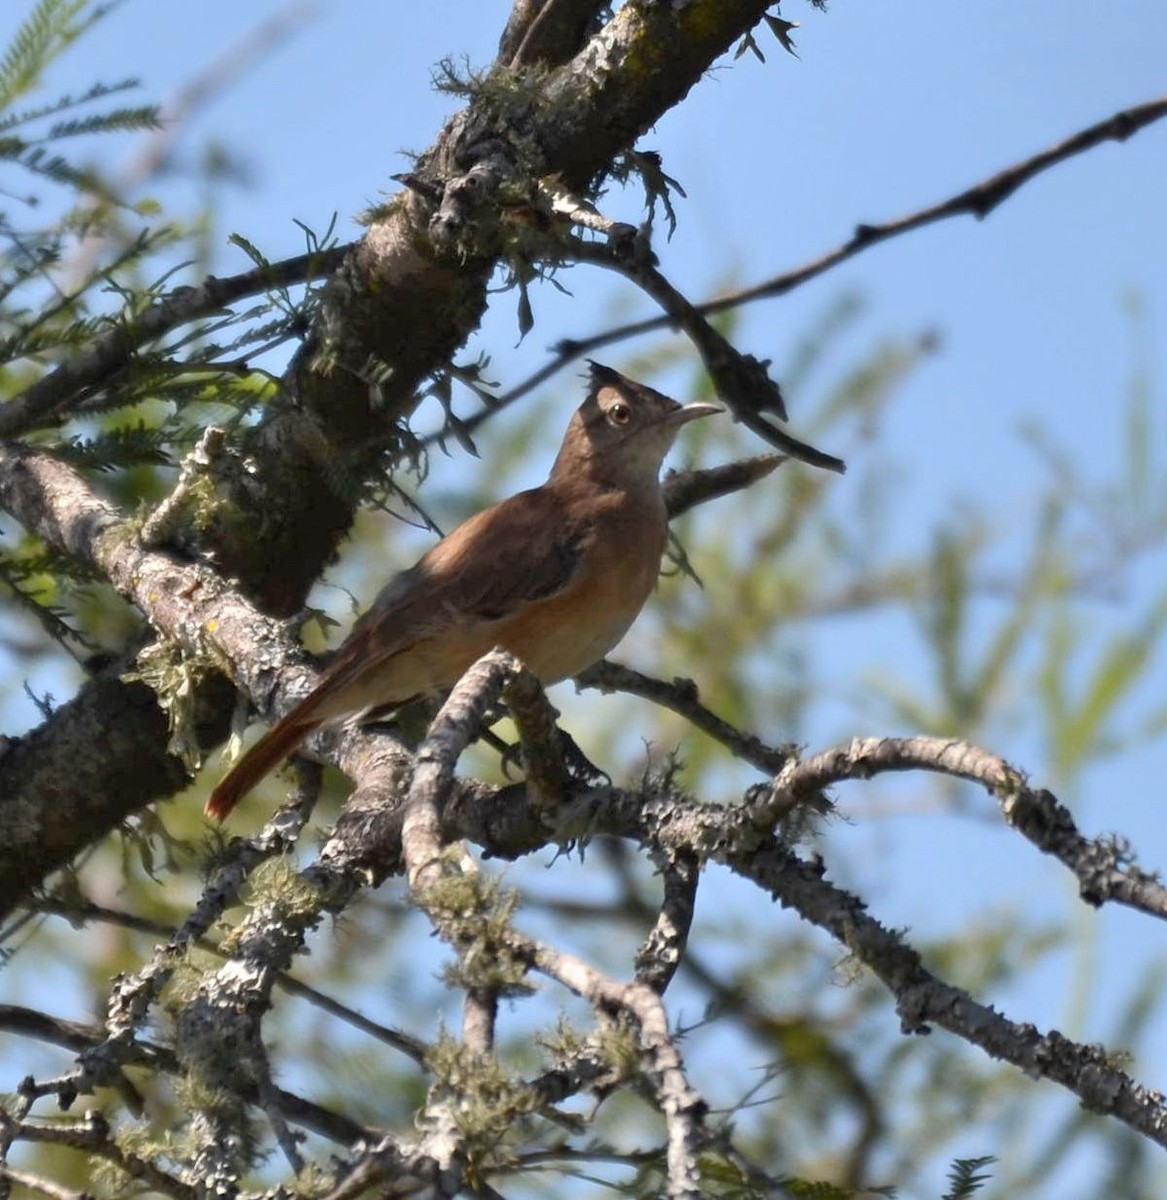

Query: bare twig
left=0, top=1003, right=373, bottom=1148
left=515, top=931, right=707, bottom=1200
left=577, top=659, right=794, bottom=776
left=30, top=893, right=428, bottom=1061
left=6, top=1111, right=198, bottom=1200
left=255, top=1051, right=307, bottom=1172
left=777, top=735, right=1167, bottom=919
left=565, top=236, right=847, bottom=473
left=443, top=93, right=1167, bottom=447
left=709, top=93, right=1167, bottom=315
left=0, top=1164, right=86, bottom=1200
left=139, top=426, right=228, bottom=546
left=506, top=776, right=1167, bottom=1152
left=320, top=1136, right=426, bottom=1200
left=663, top=453, right=787, bottom=519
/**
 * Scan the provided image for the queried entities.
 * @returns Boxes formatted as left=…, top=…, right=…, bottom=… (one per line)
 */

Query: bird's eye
left=607, top=401, right=632, bottom=426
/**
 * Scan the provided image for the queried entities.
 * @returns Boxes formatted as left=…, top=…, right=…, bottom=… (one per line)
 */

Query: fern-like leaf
left=44, top=104, right=159, bottom=141
left=55, top=422, right=173, bottom=472
left=0, top=0, right=109, bottom=114
left=940, top=1156, right=995, bottom=1200
left=0, top=551, right=96, bottom=651
left=0, top=77, right=138, bottom=133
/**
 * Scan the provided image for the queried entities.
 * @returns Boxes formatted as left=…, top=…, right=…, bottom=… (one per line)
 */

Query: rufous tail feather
left=205, top=709, right=321, bottom=822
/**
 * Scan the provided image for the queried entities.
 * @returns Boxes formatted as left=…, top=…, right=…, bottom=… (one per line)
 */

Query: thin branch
left=515, top=931, right=707, bottom=1200
left=515, top=777, right=1167, bottom=1152
left=712, top=93, right=1167, bottom=315
left=778, top=735, right=1167, bottom=919
left=0, top=1004, right=373, bottom=1149
left=7, top=1112, right=198, bottom=1200
left=447, top=92, right=1167, bottom=445
left=662, top=453, right=787, bottom=519
left=255, top=1050, right=307, bottom=1173
left=721, top=827, right=1167, bottom=1150
left=633, top=850, right=699, bottom=996
left=577, top=659, right=794, bottom=776
left=320, top=1136, right=420, bottom=1200
left=0, top=243, right=347, bottom=437
left=138, top=425, right=228, bottom=546
left=565, top=235, right=846, bottom=473
left=0, top=1164, right=87, bottom=1200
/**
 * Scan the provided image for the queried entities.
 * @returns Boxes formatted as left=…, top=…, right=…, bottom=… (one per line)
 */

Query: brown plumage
left=205, top=363, right=719, bottom=820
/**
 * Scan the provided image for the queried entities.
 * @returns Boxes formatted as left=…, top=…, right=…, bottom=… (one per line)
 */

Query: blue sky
left=7, top=0, right=1167, bottom=1190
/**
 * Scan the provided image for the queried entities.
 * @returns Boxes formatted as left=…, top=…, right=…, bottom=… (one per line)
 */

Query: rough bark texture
left=0, top=0, right=779, bottom=910
left=209, top=0, right=773, bottom=616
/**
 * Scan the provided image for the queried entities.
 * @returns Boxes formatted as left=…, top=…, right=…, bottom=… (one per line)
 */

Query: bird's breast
left=491, top=493, right=667, bottom=682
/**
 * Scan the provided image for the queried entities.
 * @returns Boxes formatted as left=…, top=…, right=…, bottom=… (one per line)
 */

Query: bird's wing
left=205, top=487, right=587, bottom=821
left=312, top=484, right=589, bottom=696
left=418, top=485, right=589, bottom=619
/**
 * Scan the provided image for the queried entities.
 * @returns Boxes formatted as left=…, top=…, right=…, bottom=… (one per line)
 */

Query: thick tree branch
left=6, top=434, right=1157, bottom=1161
left=0, top=442, right=414, bottom=917
left=499, top=0, right=608, bottom=68
left=208, top=0, right=784, bottom=615
left=0, top=3, right=802, bottom=900
left=0, top=423, right=790, bottom=911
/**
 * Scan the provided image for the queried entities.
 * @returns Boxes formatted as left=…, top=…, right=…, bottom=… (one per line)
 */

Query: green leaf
left=941, top=1156, right=995, bottom=1200
left=0, top=0, right=114, bottom=113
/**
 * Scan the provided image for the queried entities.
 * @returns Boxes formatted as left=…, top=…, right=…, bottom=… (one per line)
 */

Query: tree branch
left=446, top=92, right=1167, bottom=443
left=0, top=245, right=347, bottom=439
left=782, top=735, right=1167, bottom=919
left=0, top=3, right=807, bottom=894
left=577, top=659, right=794, bottom=776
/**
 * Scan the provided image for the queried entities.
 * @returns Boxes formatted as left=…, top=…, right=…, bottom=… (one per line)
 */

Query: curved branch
left=577, top=658, right=794, bottom=776
left=513, top=928, right=707, bottom=1199
left=451, top=92, right=1167, bottom=440
left=697, top=93, right=1167, bottom=315
left=780, top=735, right=1167, bottom=919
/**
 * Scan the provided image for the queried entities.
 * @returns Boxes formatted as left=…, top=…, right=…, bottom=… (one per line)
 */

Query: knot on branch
left=428, top=157, right=511, bottom=252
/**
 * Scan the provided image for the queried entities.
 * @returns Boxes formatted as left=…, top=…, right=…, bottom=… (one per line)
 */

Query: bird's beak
left=665, top=402, right=722, bottom=427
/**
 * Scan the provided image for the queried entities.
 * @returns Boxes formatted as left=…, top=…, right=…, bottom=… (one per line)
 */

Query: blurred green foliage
left=3, top=5, right=1167, bottom=1200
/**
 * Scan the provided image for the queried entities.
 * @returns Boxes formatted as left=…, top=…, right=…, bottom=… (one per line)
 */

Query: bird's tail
left=205, top=708, right=321, bottom=822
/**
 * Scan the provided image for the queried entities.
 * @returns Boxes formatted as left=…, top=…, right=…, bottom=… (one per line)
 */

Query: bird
left=205, top=362, right=720, bottom=820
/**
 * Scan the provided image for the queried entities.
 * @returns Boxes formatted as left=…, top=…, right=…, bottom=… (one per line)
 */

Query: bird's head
left=550, top=362, right=720, bottom=485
